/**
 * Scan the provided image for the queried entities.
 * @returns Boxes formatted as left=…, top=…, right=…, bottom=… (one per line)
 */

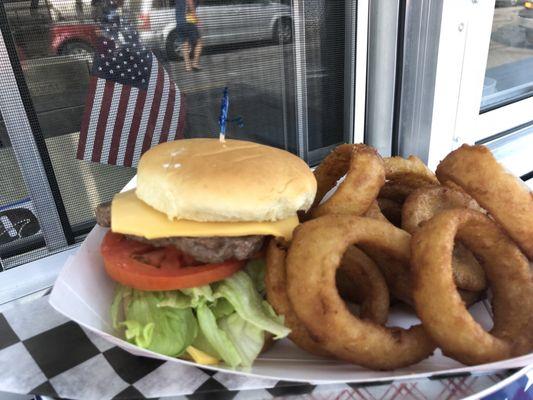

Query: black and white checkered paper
left=0, top=296, right=526, bottom=400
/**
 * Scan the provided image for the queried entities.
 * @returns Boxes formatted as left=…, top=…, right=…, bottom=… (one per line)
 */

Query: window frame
left=425, top=0, right=533, bottom=169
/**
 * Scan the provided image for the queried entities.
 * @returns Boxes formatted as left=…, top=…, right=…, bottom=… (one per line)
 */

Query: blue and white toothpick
left=218, top=87, right=229, bottom=142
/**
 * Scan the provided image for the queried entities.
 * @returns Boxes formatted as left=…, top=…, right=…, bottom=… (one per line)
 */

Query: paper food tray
left=49, top=178, right=533, bottom=384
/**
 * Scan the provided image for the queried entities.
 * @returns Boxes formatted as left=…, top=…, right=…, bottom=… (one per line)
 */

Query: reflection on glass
left=1, top=0, right=348, bottom=252
left=304, top=0, right=345, bottom=151
left=0, top=110, right=43, bottom=262
left=482, top=2, right=533, bottom=111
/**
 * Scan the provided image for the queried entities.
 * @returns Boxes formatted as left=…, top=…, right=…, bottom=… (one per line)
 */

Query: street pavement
left=488, top=6, right=533, bottom=68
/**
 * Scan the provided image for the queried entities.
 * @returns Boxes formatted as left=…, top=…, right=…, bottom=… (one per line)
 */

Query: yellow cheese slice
left=111, top=190, right=298, bottom=239
left=185, top=346, right=220, bottom=365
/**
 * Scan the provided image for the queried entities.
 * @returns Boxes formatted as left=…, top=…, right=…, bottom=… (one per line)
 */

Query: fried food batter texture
left=286, top=215, right=436, bottom=370
left=384, top=156, right=440, bottom=188
left=336, top=246, right=390, bottom=325
left=265, top=239, right=330, bottom=357
left=436, top=144, right=533, bottom=259
left=377, top=198, right=402, bottom=227
left=310, top=144, right=385, bottom=218
left=411, top=209, right=533, bottom=365
left=377, top=155, right=439, bottom=225
left=402, top=186, right=486, bottom=292
left=265, top=239, right=390, bottom=356
left=363, top=201, right=389, bottom=222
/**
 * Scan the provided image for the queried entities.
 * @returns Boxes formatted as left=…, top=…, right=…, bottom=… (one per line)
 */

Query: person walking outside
left=175, top=0, right=203, bottom=72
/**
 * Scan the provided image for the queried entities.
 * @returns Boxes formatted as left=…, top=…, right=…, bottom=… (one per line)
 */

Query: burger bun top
left=136, top=138, right=317, bottom=222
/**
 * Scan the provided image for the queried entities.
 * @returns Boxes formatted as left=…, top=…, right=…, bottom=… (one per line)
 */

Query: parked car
left=122, top=0, right=293, bottom=60
left=51, top=22, right=101, bottom=59
left=5, top=0, right=101, bottom=59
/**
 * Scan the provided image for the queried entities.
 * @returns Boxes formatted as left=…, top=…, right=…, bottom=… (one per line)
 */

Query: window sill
left=0, top=244, right=79, bottom=308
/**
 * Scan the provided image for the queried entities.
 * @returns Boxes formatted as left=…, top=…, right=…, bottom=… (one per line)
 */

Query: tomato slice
left=101, top=231, right=245, bottom=291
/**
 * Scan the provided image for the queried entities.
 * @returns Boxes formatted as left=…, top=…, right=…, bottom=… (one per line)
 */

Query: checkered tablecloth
left=0, top=295, right=530, bottom=400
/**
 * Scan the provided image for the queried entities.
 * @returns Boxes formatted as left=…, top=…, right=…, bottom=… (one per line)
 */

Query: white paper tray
left=49, top=180, right=533, bottom=384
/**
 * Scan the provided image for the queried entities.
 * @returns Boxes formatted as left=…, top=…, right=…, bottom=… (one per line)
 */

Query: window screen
left=0, top=111, right=44, bottom=266
left=0, top=0, right=356, bottom=265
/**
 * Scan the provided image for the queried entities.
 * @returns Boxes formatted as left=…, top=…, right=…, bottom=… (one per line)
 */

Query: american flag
left=77, top=22, right=185, bottom=167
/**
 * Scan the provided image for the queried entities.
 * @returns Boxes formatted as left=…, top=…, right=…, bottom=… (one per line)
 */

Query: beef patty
left=95, top=202, right=264, bottom=263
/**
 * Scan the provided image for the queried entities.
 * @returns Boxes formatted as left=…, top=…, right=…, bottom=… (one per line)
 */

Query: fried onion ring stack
left=308, top=144, right=385, bottom=218
left=411, top=209, right=533, bottom=364
left=436, top=144, right=533, bottom=260
left=286, top=215, right=436, bottom=370
left=264, top=142, right=533, bottom=370
left=402, top=186, right=487, bottom=294
left=376, top=155, right=440, bottom=227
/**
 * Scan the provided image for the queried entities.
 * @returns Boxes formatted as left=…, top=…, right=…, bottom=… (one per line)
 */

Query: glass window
left=481, top=2, right=533, bottom=111
left=152, top=0, right=170, bottom=10
left=304, top=1, right=346, bottom=152
left=0, top=109, right=44, bottom=265
left=0, top=0, right=355, bottom=267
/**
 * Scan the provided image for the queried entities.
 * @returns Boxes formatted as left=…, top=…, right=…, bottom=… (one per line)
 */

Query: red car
left=51, top=22, right=101, bottom=59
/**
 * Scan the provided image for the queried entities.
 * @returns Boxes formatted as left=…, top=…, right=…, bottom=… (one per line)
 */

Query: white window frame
left=427, top=0, right=533, bottom=169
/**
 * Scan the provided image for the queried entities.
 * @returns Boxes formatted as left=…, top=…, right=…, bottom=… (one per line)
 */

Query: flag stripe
left=116, top=87, right=139, bottom=166
left=107, top=85, right=131, bottom=165
left=150, top=69, right=170, bottom=148
left=83, top=78, right=106, bottom=160
left=176, top=93, right=186, bottom=139
left=142, top=63, right=165, bottom=153
left=124, top=88, right=147, bottom=167
left=77, top=75, right=98, bottom=159
left=91, top=81, right=115, bottom=162
left=77, top=45, right=184, bottom=167
left=159, top=84, right=176, bottom=143
left=168, top=87, right=181, bottom=141
left=131, top=57, right=159, bottom=165
left=100, top=85, right=123, bottom=163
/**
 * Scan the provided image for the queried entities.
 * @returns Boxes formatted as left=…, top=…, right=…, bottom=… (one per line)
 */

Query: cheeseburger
left=96, top=138, right=316, bottom=367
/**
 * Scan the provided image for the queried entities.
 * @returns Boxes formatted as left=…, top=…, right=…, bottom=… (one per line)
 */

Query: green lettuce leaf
left=218, top=312, right=265, bottom=367
left=116, top=289, right=198, bottom=356
left=210, top=298, right=234, bottom=319
left=245, top=259, right=266, bottom=295
left=181, top=285, right=215, bottom=306
left=111, top=260, right=290, bottom=367
left=191, top=326, right=221, bottom=359
left=196, top=304, right=242, bottom=367
left=156, top=291, right=192, bottom=309
left=111, top=284, right=133, bottom=329
left=214, top=271, right=290, bottom=339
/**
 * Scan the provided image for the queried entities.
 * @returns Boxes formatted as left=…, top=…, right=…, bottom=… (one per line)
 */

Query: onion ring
left=310, top=144, right=385, bottom=218
left=336, top=246, right=390, bottom=325
left=363, top=199, right=483, bottom=306
left=265, top=239, right=331, bottom=357
left=436, top=144, right=533, bottom=259
left=379, top=182, right=417, bottom=203
left=360, top=248, right=413, bottom=305
left=384, top=155, right=439, bottom=187
left=286, top=215, right=436, bottom=370
left=265, top=238, right=390, bottom=356
left=402, top=186, right=487, bottom=292
left=457, top=289, right=484, bottom=306
left=377, top=198, right=402, bottom=227
left=411, top=208, right=533, bottom=365
left=363, top=247, right=482, bottom=307
left=376, top=155, right=439, bottom=226
left=363, top=201, right=389, bottom=222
